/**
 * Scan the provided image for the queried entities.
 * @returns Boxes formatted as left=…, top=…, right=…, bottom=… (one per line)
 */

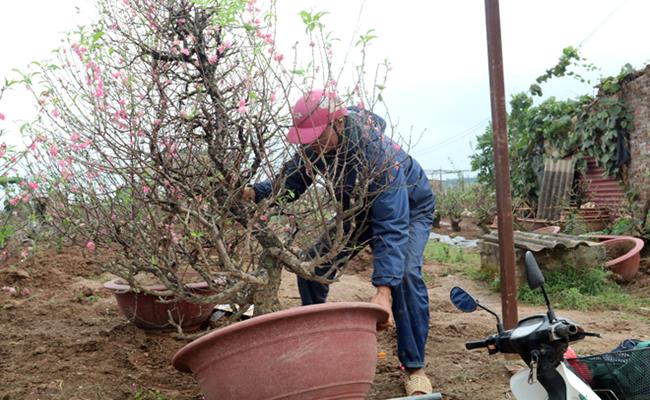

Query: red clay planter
left=103, top=278, right=217, bottom=330
left=533, top=226, right=561, bottom=234
left=598, top=236, right=645, bottom=282
left=172, top=302, right=389, bottom=400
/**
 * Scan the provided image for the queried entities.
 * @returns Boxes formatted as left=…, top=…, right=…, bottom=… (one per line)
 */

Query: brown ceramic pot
left=103, top=278, right=217, bottom=330
left=172, top=302, right=389, bottom=400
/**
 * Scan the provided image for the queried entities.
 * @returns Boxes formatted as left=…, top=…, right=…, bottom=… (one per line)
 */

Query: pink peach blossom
left=96, top=81, right=105, bottom=98
left=170, top=230, right=181, bottom=244
left=217, top=40, right=232, bottom=55
left=49, top=144, right=59, bottom=157
left=238, top=99, right=247, bottom=114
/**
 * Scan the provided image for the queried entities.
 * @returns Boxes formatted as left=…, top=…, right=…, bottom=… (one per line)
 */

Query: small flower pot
left=103, top=278, right=218, bottom=330
left=172, top=302, right=389, bottom=400
left=514, top=217, right=554, bottom=231
left=533, top=226, right=561, bottom=234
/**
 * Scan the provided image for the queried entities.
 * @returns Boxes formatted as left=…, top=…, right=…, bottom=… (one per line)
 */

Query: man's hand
left=242, top=186, right=255, bottom=203
left=370, top=285, right=395, bottom=331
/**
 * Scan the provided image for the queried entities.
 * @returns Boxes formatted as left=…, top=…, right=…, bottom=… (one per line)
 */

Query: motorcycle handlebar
left=465, top=339, right=490, bottom=350
left=553, top=322, right=578, bottom=338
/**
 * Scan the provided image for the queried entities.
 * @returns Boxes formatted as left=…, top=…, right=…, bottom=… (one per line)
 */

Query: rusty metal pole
left=484, top=0, right=518, bottom=329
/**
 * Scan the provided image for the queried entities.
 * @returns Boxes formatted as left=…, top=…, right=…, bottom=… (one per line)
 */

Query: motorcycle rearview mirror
left=450, top=286, right=478, bottom=313
left=524, top=251, right=557, bottom=322
left=450, top=286, right=503, bottom=334
left=524, top=251, right=545, bottom=289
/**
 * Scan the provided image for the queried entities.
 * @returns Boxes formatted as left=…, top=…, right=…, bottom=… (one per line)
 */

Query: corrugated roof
left=581, top=157, right=625, bottom=212
left=536, top=158, right=576, bottom=220
left=482, top=231, right=600, bottom=252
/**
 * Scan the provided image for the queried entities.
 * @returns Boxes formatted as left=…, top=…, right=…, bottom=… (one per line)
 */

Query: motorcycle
left=450, top=251, right=604, bottom=400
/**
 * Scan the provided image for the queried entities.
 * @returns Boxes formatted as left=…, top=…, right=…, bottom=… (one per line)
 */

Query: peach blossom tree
left=16, top=0, right=390, bottom=316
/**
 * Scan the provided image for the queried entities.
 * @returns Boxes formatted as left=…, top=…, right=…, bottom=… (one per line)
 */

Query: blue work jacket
left=253, top=107, right=434, bottom=287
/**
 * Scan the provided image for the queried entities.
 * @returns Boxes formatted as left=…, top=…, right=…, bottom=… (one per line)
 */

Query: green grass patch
left=423, top=241, right=480, bottom=267
left=423, top=240, right=484, bottom=285
left=516, top=262, right=649, bottom=311
left=425, top=240, right=649, bottom=312
left=134, top=387, right=168, bottom=400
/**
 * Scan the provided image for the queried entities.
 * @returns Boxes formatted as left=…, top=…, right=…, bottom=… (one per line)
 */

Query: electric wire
left=411, top=117, right=489, bottom=157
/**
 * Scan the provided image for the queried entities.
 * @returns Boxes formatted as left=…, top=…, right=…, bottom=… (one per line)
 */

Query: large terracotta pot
left=597, top=236, right=645, bottom=282
left=172, top=302, right=389, bottom=400
left=103, top=278, right=218, bottom=330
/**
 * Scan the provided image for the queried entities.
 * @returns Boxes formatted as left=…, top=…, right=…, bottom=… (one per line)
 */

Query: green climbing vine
left=471, top=46, right=635, bottom=207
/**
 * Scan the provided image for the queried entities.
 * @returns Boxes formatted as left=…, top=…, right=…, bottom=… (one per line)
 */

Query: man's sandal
left=404, top=374, right=433, bottom=396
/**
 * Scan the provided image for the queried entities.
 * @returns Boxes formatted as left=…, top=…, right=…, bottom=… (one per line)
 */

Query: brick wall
left=620, top=65, right=650, bottom=206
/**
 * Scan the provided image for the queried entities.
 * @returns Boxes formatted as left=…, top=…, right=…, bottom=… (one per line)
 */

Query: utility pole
left=484, top=0, right=518, bottom=329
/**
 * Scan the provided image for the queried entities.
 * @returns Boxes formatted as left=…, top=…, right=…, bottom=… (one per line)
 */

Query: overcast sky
left=1, top=0, right=648, bottom=175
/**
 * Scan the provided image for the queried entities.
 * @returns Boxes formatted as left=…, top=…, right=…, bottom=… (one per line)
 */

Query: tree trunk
left=432, top=212, right=441, bottom=228
left=478, top=223, right=491, bottom=234
left=251, top=250, right=283, bottom=315
left=451, top=217, right=462, bottom=232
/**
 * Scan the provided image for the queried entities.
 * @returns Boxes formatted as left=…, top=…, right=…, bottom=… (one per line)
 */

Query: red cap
left=286, top=89, right=348, bottom=145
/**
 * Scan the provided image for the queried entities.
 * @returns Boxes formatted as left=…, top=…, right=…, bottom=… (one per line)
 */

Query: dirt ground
left=1, top=242, right=649, bottom=400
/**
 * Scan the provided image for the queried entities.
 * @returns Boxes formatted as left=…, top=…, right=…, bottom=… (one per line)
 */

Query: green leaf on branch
left=91, top=30, right=105, bottom=44
left=299, top=10, right=328, bottom=33
left=356, top=29, right=378, bottom=47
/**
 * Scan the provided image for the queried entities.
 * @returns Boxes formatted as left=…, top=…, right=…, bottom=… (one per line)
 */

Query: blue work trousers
left=297, top=200, right=434, bottom=369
